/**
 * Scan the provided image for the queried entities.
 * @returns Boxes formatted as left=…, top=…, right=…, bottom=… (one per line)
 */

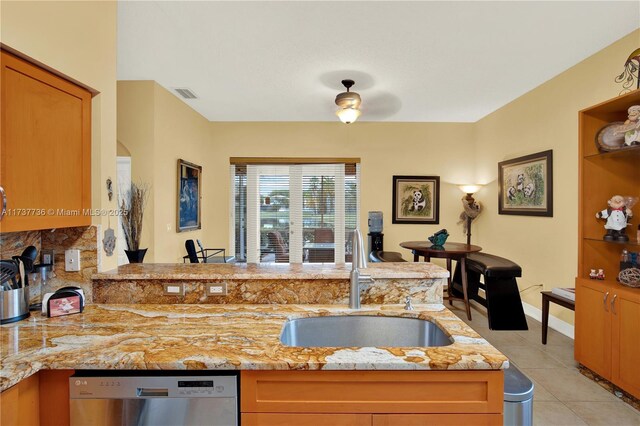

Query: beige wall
left=118, top=81, right=215, bottom=262
left=473, top=29, right=640, bottom=324
left=1, top=1, right=118, bottom=271
left=117, top=81, right=156, bottom=259
left=119, top=81, right=477, bottom=263
left=209, top=122, right=477, bottom=263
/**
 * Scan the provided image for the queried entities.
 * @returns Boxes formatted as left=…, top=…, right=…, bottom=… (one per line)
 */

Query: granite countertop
left=92, top=262, right=450, bottom=281
left=0, top=304, right=507, bottom=391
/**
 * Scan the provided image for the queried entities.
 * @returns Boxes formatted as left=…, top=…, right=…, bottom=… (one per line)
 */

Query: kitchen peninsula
left=2, top=263, right=508, bottom=425
left=92, top=262, right=450, bottom=305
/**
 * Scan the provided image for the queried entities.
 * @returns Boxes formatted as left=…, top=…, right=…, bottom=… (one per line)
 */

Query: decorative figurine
left=597, top=269, right=605, bottom=280
left=106, top=178, right=113, bottom=202
left=613, top=105, right=640, bottom=146
left=102, top=227, right=116, bottom=256
left=427, top=229, right=449, bottom=248
left=589, top=269, right=597, bottom=280
left=596, top=195, right=634, bottom=242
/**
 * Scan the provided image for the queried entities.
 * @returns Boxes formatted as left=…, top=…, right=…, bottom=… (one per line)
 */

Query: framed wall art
left=498, top=150, right=553, bottom=217
left=177, top=159, right=202, bottom=232
left=392, top=175, right=440, bottom=224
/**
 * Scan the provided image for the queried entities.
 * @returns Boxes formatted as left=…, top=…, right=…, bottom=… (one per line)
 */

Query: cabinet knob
left=611, top=294, right=617, bottom=314
left=0, top=186, right=5, bottom=221
left=603, top=292, right=609, bottom=311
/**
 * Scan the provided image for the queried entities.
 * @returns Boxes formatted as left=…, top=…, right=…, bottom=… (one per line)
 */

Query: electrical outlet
left=65, top=249, right=81, bottom=272
left=163, top=283, right=184, bottom=296
left=206, top=283, right=227, bottom=296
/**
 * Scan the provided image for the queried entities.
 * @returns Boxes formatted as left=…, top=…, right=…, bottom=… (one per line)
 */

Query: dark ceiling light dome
left=335, top=79, right=361, bottom=124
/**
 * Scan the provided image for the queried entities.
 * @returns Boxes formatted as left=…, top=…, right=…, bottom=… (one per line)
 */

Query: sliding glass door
left=231, top=161, right=359, bottom=264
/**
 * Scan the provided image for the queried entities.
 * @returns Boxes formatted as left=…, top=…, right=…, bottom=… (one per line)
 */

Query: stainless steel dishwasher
left=69, top=372, right=238, bottom=426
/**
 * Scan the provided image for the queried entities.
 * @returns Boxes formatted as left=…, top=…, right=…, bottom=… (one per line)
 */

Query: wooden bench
left=452, top=252, right=528, bottom=330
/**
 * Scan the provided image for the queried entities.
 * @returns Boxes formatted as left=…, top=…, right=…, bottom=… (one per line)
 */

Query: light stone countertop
left=0, top=303, right=507, bottom=392
left=92, top=262, right=450, bottom=281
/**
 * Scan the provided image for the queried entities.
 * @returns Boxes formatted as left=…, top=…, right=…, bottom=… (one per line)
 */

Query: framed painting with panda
left=392, top=176, right=440, bottom=224
left=498, top=150, right=553, bottom=217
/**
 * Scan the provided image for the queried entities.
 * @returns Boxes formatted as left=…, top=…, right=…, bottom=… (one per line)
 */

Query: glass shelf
left=584, top=144, right=640, bottom=159
left=584, top=237, right=639, bottom=246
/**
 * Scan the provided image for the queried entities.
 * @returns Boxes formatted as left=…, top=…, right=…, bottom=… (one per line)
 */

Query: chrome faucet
left=349, top=229, right=374, bottom=309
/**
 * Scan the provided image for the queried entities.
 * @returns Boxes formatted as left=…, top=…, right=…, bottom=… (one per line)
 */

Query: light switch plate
left=64, top=249, right=81, bottom=272
left=163, top=283, right=184, bottom=296
left=206, top=283, right=227, bottom=296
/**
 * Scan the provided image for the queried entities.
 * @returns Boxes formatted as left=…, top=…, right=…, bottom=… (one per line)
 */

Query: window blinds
left=230, top=160, right=360, bottom=264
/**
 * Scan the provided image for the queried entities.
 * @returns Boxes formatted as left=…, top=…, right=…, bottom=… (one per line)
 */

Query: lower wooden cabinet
left=241, top=370, right=503, bottom=425
left=372, top=414, right=503, bottom=426
left=0, top=370, right=73, bottom=426
left=243, top=413, right=372, bottom=426
left=243, top=413, right=502, bottom=426
left=575, top=278, right=640, bottom=398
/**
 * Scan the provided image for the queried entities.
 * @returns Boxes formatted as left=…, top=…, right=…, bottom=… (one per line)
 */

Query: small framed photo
left=392, top=176, right=440, bottom=224
left=177, top=159, right=202, bottom=232
left=498, top=150, right=553, bottom=217
left=48, top=295, right=82, bottom=317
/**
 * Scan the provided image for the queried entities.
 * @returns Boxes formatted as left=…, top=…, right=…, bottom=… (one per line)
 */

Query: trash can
left=504, top=363, right=534, bottom=426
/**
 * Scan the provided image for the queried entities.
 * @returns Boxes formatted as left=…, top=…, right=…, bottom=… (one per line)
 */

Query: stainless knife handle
left=0, top=186, right=6, bottom=221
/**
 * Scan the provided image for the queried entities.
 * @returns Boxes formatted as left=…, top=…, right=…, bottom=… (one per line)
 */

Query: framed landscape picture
left=392, top=175, right=440, bottom=224
left=498, top=150, right=553, bottom=217
left=177, top=159, right=202, bottom=232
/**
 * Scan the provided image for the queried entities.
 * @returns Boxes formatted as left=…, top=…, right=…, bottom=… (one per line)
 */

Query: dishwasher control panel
left=70, top=374, right=237, bottom=399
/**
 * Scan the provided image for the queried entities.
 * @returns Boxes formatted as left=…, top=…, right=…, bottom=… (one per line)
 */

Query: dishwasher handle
left=137, top=388, right=169, bottom=397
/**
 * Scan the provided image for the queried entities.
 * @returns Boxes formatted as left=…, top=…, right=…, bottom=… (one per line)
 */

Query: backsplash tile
left=0, top=226, right=98, bottom=303
left=0, top=230, right=41, bottom=258
left=41, top=226, right=98, bottom=301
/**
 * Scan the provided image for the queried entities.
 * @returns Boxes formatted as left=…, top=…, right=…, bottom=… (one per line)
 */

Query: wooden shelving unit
left=575, top=89, right=640, bottom=400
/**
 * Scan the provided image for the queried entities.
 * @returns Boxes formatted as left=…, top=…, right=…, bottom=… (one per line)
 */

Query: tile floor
left=448, top=303, right=640, bottom=426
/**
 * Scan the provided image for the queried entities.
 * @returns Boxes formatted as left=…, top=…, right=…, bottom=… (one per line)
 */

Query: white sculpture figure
left=596, top=195, right=634, bottom=242
left=614, top=105, right=640, bottom=146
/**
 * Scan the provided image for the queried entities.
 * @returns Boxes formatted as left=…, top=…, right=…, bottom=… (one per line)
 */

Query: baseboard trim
left=522, top=301, right=574, bottom=339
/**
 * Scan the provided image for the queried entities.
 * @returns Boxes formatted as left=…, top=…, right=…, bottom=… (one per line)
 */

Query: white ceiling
left=117, top=1, right=639, bottom=122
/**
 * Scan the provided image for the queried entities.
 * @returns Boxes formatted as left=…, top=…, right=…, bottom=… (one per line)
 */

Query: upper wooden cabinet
left=575, top=90, right=640, bottom=399
left=1, top=50, right=92, bottom=232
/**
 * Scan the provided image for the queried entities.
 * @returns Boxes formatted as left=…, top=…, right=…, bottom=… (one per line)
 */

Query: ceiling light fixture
left=335, top=79, right=361, bottom=124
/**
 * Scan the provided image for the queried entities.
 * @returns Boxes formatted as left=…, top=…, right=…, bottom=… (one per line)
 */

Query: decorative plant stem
left=120, top=182, right=149, bottom=251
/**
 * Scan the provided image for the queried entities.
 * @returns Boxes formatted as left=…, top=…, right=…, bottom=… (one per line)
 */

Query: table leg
left=446, top=258, right=453, bottom=305
left=542, top=294, right=549, bottom=345
left=413, top=251, right=419, bottom=262
left=461, top=256, right=472, bottom=321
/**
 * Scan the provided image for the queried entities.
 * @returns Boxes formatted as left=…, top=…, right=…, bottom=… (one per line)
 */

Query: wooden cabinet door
left=1, top=51, right=91, bottom=232
left=243, top=413, right=371, bottom=426
left=372, top=414, right=502, bottom=426
left=611, top=288, right=640, bottom=399
left=0, top=373, right=40, bottom=426
left=575, top=279, right=612, bottom=379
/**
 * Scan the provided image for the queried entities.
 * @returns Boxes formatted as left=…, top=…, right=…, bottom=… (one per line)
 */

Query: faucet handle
left=404, top=295, right=414, bottom=311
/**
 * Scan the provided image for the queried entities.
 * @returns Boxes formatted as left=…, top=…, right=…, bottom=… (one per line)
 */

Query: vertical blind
left=230, top=159, right=360, bottom=264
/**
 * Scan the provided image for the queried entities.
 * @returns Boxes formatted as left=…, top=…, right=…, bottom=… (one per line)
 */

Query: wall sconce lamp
left=458, top=184, right=483, bottom=245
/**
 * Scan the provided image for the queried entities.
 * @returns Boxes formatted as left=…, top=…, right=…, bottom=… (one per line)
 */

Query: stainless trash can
left=504, top=363, right=534, bottom=426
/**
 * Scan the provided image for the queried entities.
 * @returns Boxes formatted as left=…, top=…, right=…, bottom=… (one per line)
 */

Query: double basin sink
left=280, top=315, right=453, bottom=348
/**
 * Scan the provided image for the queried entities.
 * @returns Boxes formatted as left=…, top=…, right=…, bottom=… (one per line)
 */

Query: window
left=230, top=159, right=360, bottom=264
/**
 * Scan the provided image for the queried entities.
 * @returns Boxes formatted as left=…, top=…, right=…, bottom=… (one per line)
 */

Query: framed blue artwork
left=177, top=159, right=202, bottom=232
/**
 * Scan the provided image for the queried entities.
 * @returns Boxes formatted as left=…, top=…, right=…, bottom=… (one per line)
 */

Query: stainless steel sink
left=280, top=315, right=454, bottom=348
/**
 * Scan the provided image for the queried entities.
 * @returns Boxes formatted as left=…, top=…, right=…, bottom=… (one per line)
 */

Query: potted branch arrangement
left=121, top=182, right=149, bottom=263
